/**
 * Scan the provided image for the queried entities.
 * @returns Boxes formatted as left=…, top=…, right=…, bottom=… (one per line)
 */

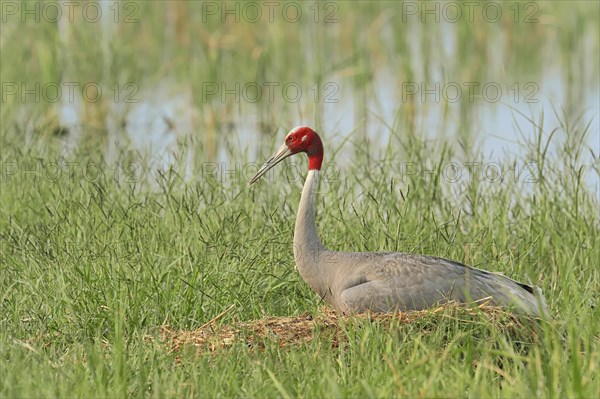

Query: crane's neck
left=294, top=169, right=324, bottom=251
left=294, top=169, right=331, bottom=297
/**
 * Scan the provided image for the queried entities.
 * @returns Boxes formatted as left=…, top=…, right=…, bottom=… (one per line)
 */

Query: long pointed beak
left=248, top=143, right=292, bottom=186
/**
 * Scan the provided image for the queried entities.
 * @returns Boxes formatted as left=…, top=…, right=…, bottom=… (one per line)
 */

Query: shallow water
left=2, top=1, right=598, bottom=193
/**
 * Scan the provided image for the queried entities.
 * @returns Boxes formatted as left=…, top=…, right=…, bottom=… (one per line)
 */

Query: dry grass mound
left=160, top=302, right=541, bottom=356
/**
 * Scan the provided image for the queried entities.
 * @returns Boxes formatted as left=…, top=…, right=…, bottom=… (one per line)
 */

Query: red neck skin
left=307, top=136, right=324, bottom=170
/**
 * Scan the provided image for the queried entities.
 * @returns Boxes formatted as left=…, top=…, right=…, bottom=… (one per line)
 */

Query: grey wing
left=340, top=253, right=546, bottom=315
left=340, top=253, right=470, bottom=312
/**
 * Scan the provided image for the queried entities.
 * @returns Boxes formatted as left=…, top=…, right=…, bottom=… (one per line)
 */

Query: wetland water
left=2, top=1, right=598, bottom=191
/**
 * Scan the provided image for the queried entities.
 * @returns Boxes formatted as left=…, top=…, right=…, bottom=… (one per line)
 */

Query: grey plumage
left=250, top=127, right=549, bottom=317
left=294, top=171, right=548, bottom=316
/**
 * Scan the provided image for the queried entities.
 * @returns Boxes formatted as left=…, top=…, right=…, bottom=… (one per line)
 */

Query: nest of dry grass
left=159, top=302, right=540, bottom=356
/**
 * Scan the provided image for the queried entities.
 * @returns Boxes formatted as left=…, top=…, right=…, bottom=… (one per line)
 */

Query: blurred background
left=1, top=0, right=598, bottom=188
left=1, top=6, right=599, bottom=395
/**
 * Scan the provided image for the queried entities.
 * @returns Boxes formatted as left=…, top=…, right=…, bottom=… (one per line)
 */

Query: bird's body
left=249, top=127, right=548, bottom=317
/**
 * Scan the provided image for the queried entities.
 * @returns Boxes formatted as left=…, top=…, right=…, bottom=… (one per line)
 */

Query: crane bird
left=248, top=126, right=549, bottom=317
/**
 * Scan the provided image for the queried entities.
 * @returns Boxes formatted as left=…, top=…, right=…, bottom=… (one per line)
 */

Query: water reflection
left=2, top=1, right=598, bottom=192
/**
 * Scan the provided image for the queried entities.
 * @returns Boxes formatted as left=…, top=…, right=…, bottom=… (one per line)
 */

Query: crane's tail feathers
left=507, top=284, right=550, bottom=318
left=486, top=272, right=549, bottom=318
left=532, top=286, right=550, bottom=319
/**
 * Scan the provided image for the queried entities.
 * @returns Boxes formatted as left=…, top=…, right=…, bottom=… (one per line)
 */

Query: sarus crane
left=248, top=126, right=548, bottom=317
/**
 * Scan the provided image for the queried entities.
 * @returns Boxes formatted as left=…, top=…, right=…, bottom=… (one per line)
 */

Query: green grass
left=1, top=1, right=599, bottom=397
left=1, top=116, right=598, bottom=397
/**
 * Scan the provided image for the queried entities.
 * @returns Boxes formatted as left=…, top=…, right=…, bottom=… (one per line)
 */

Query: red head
left=283, top=126, right=324, bottom=170
left=248, top=126, right=324, bottom=185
